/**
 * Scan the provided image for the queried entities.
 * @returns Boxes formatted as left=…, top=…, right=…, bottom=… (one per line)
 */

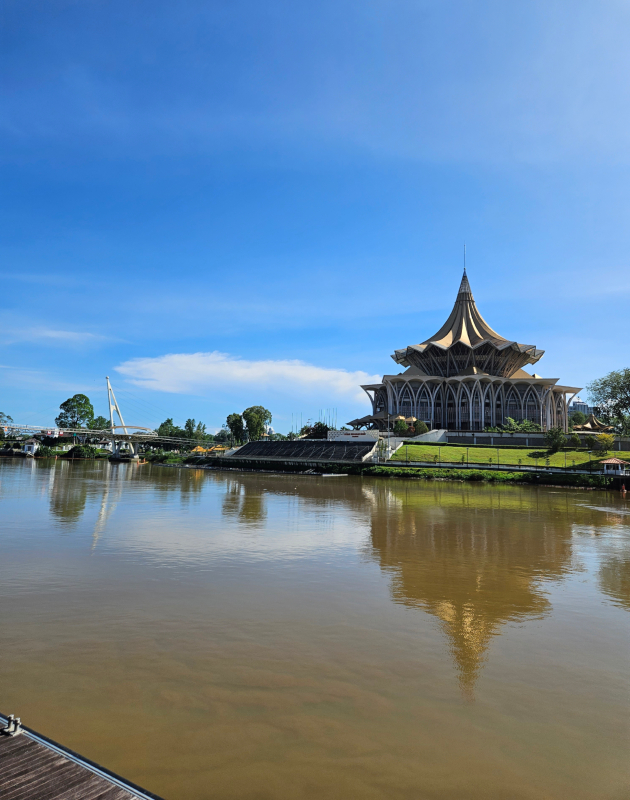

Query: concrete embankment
left=155, top=455, right=612, bottom=489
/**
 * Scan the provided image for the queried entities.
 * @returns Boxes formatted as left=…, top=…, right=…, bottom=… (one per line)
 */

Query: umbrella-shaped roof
left=392, top=271, right=545, bottom=377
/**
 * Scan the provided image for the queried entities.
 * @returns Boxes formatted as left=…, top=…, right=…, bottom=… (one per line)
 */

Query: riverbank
left=151, top=454, right=611, bottom=489
left=8, top=451, right=613, bottom=488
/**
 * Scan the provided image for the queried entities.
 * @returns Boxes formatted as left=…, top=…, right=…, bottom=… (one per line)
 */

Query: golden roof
left=421, top=271, right=507, bottom=349
left=572, top=414, right=614, bottom=432
left=392, top=271, right=545, bottom=376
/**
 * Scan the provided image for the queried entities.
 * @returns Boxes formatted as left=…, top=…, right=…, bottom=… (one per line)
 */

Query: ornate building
left=349, top=271, right=580, bottom=432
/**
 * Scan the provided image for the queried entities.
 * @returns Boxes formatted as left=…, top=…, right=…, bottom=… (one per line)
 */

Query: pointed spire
left=391, top=268, right=545, bottom=373
left=457, top=269, right=473, bottom=300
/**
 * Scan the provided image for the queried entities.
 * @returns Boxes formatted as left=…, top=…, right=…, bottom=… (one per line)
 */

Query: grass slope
left=390, top=444, right=623, bottom=470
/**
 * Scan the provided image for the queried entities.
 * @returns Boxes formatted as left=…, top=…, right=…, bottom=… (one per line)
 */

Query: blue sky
left=2, top=0, right=629, bottom=433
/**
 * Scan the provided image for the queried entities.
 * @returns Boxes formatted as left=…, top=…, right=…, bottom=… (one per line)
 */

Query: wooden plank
left=0, top=720, right=163, bottom=800
left=7, top=765, right=95, bottom=800
left=2, top=743, right=62, bottom=777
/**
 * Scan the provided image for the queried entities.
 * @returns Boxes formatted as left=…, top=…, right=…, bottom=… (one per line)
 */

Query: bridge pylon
left=106, top=377, right=139, bottom=459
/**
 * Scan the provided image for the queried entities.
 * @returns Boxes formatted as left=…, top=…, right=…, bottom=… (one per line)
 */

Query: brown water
left=1, top=459, right=628, bottom=799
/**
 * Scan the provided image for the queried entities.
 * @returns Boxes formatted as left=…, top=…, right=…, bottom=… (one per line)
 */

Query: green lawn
left=390, top=443, right=625, bottom=470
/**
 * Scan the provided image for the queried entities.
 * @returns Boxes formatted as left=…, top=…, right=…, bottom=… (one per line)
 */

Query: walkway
left=0, top=715, right=162, bottom=800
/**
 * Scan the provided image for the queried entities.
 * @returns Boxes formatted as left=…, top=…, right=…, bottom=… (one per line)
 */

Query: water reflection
left=118, top=463, right=207, bottom=506
left=363, top=483, right=577, bottom=696
left=92, top=468, right=125, bottom=550
left=576, top=506, right=630, bottom=610
left=599, top=554, right=630, bottom=609
left=49, top=461, right=90, bottom=525
left=35, top=462, right=629, bottom=694
left=221, top=477, right=267, bottom=524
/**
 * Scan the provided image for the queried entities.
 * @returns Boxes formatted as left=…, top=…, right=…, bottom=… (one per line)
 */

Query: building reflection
left=41, top=461, right=627, bottom=692
left=363, top=483, right=575, bottom=697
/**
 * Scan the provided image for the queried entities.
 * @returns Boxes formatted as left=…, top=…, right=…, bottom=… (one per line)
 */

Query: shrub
left=568, top=433, right=581, bottom=448
left=393, top=419, right=409, bottom=436
left=36, top=446, right=57, bottom=457
left=63, top=445, right=97, bottom=459
left=413, top=421, right=429, bottom=435
left=544, top=426, right=567, bottom=454
left=596, top=433, right=615, bottom=453
left=501, top=417, right=541, bottom=433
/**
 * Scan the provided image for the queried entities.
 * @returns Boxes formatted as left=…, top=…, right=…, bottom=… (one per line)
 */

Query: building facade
left=569, top=397, right=594, bottom=416
left=349, top=272, right=580, bottom=433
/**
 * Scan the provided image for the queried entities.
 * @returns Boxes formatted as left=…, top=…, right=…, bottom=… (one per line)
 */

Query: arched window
left=472, top=388, right=482, bottom=430
left=374, top=389, right=386, bottom=414
left=446, top=387, right=457, bottom=427
left=495, top=390, right=503, bottom=426
left=399, top=387, right=413, bottom=417
left=555, top=394, right=565, bottom=428
left=483, top=387, right=493, bottom=427
left=433, top=387, right=443, bottom=428
left=417, top=389, right=431, bottom=422
left=524, top=390, right=539, bottom=424
left=459, top=389, right=470, bottom=430
left=506, top=388, right=521, bottom=422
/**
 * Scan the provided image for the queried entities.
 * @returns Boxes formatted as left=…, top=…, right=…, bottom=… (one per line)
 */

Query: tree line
left=1, top=367, right=628, bottom=445
left=225, top=406, right=272, bottom=444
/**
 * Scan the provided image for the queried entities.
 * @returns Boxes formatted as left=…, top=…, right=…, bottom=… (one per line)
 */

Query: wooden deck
left=0, top=715, right=163, bottom=800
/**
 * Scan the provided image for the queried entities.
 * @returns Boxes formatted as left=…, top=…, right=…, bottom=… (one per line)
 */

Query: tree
left=584, top=434, right=596, bottom=451
left=242, top=406, right=272, bottom=441
left=184, top=419, right=207, bottom=441
left=569, top=410, right=587, bottom=426
left=300, top=421, right=330, bottom=439
left=226, top=413, right=245, bottom=444
left=155, top=418, right=186, bottom=450
left=413, top=421, right=429, bottom=435
left=157, top=418, right=185, bottom=437
left=393, top=419, right=409, bottom=436
left=587, top=369, right=630, bottom=426
left=214, top=427, right=231, bottom=443
left=502, top=417, right=541, bottom=433
left=63, top=444, right=98, bottom=459
left=55, top=394, right=94, bottom=428
left=568, top=433, right=581, bottom=448
left=88, top=415, right=110, bottom=430
left=0, top=412, right=13, bottom=440
left=616, top=414, right=630, bottom=436
left=596, top=432, right=615, bottom=454
left=502, top=417, right=519, bottom=431
left=544, top=426, right=566, bottom=454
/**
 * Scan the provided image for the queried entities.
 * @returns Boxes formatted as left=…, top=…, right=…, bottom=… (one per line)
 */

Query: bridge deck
left=0, top=719, right=162, bottom=800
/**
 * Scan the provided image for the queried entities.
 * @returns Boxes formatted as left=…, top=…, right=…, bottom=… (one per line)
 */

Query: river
left=1, top=459, right=628, bottom=799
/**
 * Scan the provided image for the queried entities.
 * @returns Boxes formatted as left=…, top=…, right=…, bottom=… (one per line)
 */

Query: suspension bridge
left=2, top=377, right=203, bottom=459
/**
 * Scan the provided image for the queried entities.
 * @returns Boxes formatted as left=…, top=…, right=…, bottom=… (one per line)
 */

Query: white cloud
left=0, top=326, right=115, bottom=346
left=116, top=351, right=381, bottom=402
left=27, top=328, right=105, bottom=343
